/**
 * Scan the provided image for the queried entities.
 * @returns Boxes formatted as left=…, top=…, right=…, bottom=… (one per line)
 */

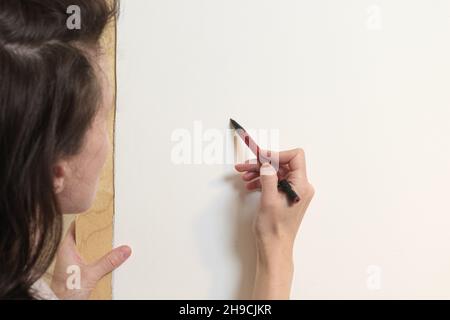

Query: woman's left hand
left=51, top=222, right=131, bottom=300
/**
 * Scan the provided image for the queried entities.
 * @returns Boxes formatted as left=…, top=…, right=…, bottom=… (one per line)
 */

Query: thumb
left=89, top=246, right=132, bottom=282
left=259, top=162, right=279, bottom=205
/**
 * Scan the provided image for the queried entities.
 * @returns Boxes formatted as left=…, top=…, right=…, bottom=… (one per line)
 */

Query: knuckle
left=261, top=200, right=280, bottom=213
left=302, top=183, right=315, bottom=199
left=295, top=148, right=305, bottom=156
left=106, top=254, right=120, bottom=269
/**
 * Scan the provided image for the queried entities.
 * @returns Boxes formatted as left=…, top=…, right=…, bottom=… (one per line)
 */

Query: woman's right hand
left=235, top=148, right=315, bottom=299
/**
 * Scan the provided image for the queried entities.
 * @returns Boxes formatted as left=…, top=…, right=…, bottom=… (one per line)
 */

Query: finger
left=276, top=166, right=290, bottom=178
left=89, top=246, right=132, bottom=281
left=242, top=171, right=260, bottom=181
left=235, top=162, right=260, bottom=173
left=246, top=179, right=261, bottom=190
left=242, top=166, right=290, bottom=182
left=277, top=148, right=307, bottom=172
left=246, top=173, right=288, bottom=183
left=236, top=163, right=290, bottom=176
left=262, top=148, right=308, bottom=179
left=259, top=163, right=279, bottom=204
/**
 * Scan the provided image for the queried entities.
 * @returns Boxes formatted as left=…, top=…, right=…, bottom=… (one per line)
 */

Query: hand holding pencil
left=234, top=142, right=315, bottom=299
left=230, top=119, right=301, bottom=203
left=234, top=147, right=314, bottom=218
left=235, top=148, right=314, bottom=299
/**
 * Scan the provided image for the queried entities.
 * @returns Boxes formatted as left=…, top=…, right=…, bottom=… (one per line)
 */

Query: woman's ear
left=53, top=162, right=68, bottom=194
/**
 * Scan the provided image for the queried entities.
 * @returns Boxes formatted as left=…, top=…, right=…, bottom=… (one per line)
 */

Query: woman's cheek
left=76, top=121, right=110, bottom=212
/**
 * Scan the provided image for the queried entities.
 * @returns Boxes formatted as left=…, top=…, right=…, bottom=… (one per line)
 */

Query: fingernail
left=260, top=162, right=276, bottom=176
left=121, top=247, right=132, bottom=259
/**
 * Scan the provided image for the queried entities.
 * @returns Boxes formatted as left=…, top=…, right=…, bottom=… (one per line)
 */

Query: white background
left=115, top=0, right=450, bottom=299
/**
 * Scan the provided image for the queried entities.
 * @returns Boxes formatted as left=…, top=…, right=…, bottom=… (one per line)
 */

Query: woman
left=0, top=0, right=314, bottom=300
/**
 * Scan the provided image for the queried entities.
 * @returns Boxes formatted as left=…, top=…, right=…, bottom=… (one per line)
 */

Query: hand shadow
left=224, top=173, right=258, bottom=300
left=193, top=172, right=258, bottom=299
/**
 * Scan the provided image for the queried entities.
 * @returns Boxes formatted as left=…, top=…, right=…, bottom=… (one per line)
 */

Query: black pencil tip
left=230, top=118, right=243, bottom=130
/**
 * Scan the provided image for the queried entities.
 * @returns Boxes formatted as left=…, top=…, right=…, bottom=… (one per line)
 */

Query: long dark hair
left=0, top=0, right=117, bottom=299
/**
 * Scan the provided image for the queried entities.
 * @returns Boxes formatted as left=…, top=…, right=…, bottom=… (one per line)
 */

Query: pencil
left=230, top=119, right=301, bottom=204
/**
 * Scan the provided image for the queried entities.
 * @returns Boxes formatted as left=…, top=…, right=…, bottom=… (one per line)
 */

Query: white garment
left=31, top=279, right=59, bottom=300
